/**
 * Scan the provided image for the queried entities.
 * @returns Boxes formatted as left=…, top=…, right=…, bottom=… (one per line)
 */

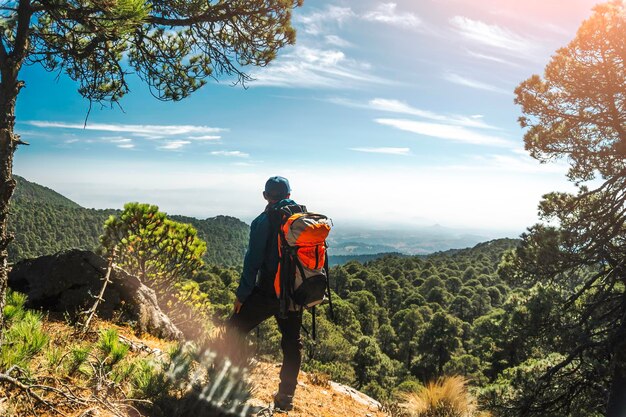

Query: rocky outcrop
left=9, top=249, right=183, bottom=340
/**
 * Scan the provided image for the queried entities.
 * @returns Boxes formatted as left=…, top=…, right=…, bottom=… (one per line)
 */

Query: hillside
left=13, top=175, right=81, bottom=208
left=8, top=177, right=249, bottom=267
left=0, top=299, right=388, bottom=417
left=329, top=252, right=406, bottom=267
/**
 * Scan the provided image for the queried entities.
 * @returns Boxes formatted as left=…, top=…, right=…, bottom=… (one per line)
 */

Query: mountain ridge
left=13, top=175, right=82, bottom=208
left=9, top=176, right=249, bottom=266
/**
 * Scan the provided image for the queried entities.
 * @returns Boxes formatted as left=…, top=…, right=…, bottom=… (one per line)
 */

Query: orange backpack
left=272, top=205, right=333, bottom=325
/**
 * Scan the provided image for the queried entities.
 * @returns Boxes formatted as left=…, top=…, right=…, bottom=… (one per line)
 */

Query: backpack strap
left=324, top=248, right=335, bottom=323
left=311, top=306, right=316, bottom=341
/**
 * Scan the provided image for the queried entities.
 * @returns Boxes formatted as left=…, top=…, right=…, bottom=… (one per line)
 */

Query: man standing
left=228, top=176, right=302, bottom=412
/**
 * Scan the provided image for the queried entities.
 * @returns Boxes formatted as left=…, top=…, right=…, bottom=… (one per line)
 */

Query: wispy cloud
left=325, top=35, right=352, bottom=48
left=362, top=3, right=421, bottom=29
left=329, top=97, right=497, bottom=130
left=187, top=135, right=222, bottom=141
left=466, top=50, right=520, bottom=66
left=28, top=121, right=226, bottom=136
left=251, top=46, right=390, bottom=89
left=368, top=98, right=497, bottom=129
left=159, top=140, right=191, bottom=150
left=350, top=147, right=411, bottom=156
left=450, top=16, right=537, bottom=55
left=444, top=153, right=568, bottom=174
left=211, top=150, right=250, bottom=158
left=443, top=73, right=510, bottom=94
left=102, top=136, right=133, bottom=143
left=294, top=5, right=354, bottom=35
left=106, top=137, right=136, bottom=149
left=375, top=118, right=511, bottom=147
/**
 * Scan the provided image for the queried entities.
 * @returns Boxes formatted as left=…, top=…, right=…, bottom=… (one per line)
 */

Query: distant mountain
left=170, top=215, right=249, bottom=268
left=329, top=252, right=406, bottom=267
left=328, top=225, right=503, bottom=256
left=328, top=241, right=399, bottom=256
left=8, top=177, right=249, bottom=267
left=9, top=199, right=116, bottom=262
left=13, top=175, right=81, bottom=208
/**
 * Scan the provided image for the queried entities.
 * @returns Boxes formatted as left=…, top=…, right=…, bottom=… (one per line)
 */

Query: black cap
left=265, top=176, right=291, bottom=199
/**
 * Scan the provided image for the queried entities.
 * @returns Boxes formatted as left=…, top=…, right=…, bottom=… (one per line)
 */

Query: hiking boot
left=273, top=392, right=294, bottom=412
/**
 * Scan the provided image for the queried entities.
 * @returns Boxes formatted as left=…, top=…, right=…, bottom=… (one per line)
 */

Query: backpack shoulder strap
left=279, top=204, right=307, bottom=219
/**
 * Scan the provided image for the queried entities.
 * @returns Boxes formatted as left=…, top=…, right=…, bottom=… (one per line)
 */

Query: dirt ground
left=248, top=363, right=389, bottom=417
left=1, top=318, right=389, bottom=417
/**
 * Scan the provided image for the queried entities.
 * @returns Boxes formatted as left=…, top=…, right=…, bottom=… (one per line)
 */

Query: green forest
left=9, top=176, right=249, bottom=267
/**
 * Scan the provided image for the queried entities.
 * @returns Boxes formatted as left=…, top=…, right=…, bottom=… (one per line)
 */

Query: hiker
left=227, top=176, right=304, bottom=412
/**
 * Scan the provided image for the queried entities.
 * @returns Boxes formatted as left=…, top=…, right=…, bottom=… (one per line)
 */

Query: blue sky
left=14, top=0, right=601, bottom=232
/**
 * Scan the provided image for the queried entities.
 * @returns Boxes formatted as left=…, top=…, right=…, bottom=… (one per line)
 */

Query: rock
left=9, top=249, right=183, bottom=340
left=329, top=381, right=382, bottom=410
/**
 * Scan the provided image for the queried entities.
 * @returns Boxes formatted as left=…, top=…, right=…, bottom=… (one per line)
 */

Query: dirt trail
left=248, top=363, right=389, bottom=417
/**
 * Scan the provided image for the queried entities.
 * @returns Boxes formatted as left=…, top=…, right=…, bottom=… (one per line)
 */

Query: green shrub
left=131, top=359, right=171, bottom=399
left=67, top=346, right=91, bottom=376
left=111, top=359, right=137, bottom=384
left=0, top=310, right=49, bottom=369
left=46, top=347, right=64, bottom=370
left=97, top=328, right=129, bottom=366
left=3, top=290, right=27, bottom=322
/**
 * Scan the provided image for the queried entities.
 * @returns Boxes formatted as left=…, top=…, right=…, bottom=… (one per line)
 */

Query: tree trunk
left=0, top=70, right=22, bottom=334
left=606, top=296, right=626, bottom=417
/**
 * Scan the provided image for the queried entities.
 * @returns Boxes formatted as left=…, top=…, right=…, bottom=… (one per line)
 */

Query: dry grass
left=399, top=376, right=490, bottom=417
left=248, top=363, right=388, bottom=417
left=2, top=318, right=165, bottom=417
left=3, top=314, right=390, bottom=417
left=306, top=372, right=331, bottom=388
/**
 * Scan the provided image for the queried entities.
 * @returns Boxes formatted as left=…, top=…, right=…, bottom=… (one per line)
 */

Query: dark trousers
left=227, top=288, right=303, bottom=396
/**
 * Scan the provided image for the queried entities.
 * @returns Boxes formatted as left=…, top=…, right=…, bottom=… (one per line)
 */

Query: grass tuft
left=131, top=358, right=171, bottom=399
left=97, top=328, right=129, bottom=366
left=67, top=346, right=92, bottom=376
left=0, top=309, right=49, bottom=369
left=3, top=290, right=28, bottom=322
left=400, top=376, right=490, bottom=417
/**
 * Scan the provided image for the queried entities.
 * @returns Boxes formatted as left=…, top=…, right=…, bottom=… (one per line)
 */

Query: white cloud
left=479, top=154, right=567, bottom=174
left=368, top=98, right=498, bottom=129
left=375, top=118, right=512, bottom=147
left=325, top=35, right=353, bottom=48
left=187, top=135, right=221, bottom=141
left=363, top=3, right=421, bottom=29
left=102, top=136, right=133, bottom=143
left=466, top=50, right=521, bottom=66
left=295, top=5, right=354, bottom=35
left=64, top=138, right=79, bottom=144
left=251, top=46, right=390, bottom=89
left=450, top=16, right=537, bottom=55
left=211, top=150, right=250, bottom=158
left=159, top=140, right=191, bottom=150
left=350, top=147, right=411, bottom=156
left=329, top=97, right=497, bottom=129
left=434, top=152, right=569, bottom=176
left=117, top=144, right=135, bottom=149
left=28, top=121, right=226, bottom=136
left=443, top=73, right=510, bottom=94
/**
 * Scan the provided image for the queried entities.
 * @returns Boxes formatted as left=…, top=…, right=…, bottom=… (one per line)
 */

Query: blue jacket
left=236, top=199, right=297, bottom=302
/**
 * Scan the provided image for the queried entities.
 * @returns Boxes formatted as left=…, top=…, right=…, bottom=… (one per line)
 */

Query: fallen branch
left=81, top=246, right=117, bottom=334
left=0, top=367, right=69, bottom=417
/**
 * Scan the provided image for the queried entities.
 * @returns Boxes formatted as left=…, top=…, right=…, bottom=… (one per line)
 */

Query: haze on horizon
left=13, top=0, right=601, bottom=234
